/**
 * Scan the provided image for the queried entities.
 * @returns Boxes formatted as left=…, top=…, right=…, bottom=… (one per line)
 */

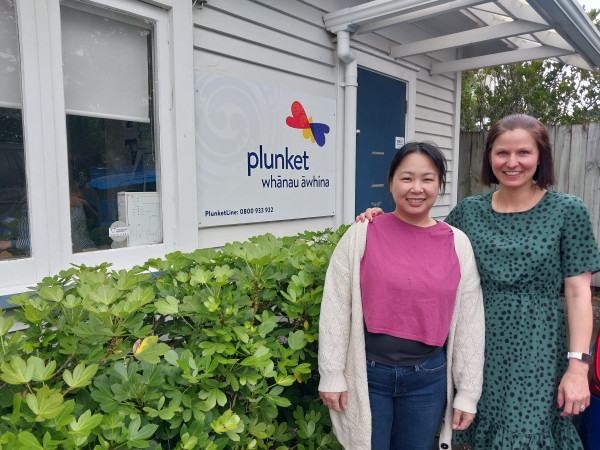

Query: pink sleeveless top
left=360, top=213, right=461, bottom=346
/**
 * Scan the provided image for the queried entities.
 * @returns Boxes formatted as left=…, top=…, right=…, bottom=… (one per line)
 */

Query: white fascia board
left=495, top=0, right=545, bottom=23
left=430, top=44, right=573, bottom=74
left=355, top=0, right=490, bottom=35
left=556, top=53, right=595, bottom=70
left=390, top=19, right=550, bottom=58
left=529, top=29, right=574, bottom=50
left=527, top=0, right=600, bottom=69
left=136, top=0, right=173, bottom=7
left=323, top=0, right=471, bottom=33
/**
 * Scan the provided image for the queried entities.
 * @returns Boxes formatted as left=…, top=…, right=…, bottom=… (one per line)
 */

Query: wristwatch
left=567, top=352, right=593, bottom=363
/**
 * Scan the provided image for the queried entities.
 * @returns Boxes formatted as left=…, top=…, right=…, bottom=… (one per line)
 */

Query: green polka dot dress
left=445, top=190, right=600, bottom=449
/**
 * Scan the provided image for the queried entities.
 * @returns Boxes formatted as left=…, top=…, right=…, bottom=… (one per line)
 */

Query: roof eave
left=527, top=0, right=600, bottom=69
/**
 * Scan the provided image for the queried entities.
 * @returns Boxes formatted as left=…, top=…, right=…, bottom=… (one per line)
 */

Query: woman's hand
left=451, top=409, right=475, bottom=430
left=319, top=391, right=348, bottom=413
left=354, top=207, right=384, bottom=223
left=557, top=363, right=590, bottom=416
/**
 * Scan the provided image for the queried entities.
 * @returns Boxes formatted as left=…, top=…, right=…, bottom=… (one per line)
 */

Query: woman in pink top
left=318, top=142, right=485, bottom=449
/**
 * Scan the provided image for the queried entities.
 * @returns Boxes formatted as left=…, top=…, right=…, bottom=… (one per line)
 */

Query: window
left=0, top=0, right=29, bottom=261
left=61, top=4, right=161, bottom=252
left=0, top=0, right=195, bottom=297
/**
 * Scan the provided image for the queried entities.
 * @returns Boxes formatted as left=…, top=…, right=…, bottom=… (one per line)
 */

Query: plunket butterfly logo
left=286, top=101, right=330, bottom=147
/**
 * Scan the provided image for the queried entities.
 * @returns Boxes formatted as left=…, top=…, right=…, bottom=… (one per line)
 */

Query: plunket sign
left=196, top=72, right=336, bottom=227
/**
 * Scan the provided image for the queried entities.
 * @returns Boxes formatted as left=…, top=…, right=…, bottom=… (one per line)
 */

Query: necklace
left=492, top=187, right=545, bottom=213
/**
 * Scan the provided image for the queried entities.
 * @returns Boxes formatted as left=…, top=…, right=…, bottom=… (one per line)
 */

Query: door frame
left=338, top=52, right=416, bottom=224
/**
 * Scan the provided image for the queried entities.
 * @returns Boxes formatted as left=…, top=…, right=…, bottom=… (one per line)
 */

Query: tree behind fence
left=459, top=124, right=600, bottom=287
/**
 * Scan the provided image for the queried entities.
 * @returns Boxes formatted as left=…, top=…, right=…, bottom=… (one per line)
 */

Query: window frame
left=0, top=0, right=196, bottom=296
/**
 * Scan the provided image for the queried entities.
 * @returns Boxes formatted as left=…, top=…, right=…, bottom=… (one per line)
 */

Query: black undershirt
left=365, top=325, right=442, bottom=367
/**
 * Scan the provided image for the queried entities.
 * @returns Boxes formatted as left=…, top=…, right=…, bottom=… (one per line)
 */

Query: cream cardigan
left=318, top=220, right=485, bottom=450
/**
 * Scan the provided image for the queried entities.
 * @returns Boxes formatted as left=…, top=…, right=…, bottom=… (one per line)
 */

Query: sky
left=579, top=0, right=600, bottom=11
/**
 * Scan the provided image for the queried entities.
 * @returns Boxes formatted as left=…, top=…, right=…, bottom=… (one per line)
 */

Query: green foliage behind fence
left=0, top=226, right=349, bottom=449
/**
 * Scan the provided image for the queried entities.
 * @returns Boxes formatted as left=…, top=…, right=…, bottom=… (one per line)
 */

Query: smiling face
left=489, top=128, right=540, bottom=190
left=389, top=152, right=440, bottom=225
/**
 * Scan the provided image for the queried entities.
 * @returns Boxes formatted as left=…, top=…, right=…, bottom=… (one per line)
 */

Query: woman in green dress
left=358, top=114, right=600, bottom=448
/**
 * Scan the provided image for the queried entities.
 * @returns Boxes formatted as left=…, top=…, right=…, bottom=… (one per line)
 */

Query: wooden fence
left=459, top=124, right=600, bottom=287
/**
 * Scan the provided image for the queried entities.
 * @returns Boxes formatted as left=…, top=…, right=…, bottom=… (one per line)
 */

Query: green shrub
left=0, top=226, right=349, bottom=449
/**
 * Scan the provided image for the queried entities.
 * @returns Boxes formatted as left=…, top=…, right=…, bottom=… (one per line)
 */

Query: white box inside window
left=117, top=192, right=162, bottom=246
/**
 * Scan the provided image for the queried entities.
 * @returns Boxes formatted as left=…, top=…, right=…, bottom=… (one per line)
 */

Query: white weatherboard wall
left=192, top=0, right=461, bottom=248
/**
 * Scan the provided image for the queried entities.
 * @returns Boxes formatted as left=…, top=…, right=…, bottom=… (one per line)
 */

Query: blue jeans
left=367, top=349, right=447, bottom=450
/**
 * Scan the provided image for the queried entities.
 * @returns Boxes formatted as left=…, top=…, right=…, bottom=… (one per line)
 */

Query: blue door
left=355, top=67, right=406, bottom=216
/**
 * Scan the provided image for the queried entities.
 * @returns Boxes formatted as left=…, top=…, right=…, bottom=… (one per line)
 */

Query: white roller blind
left=0, top=0, right=22, bottom=109
left=61, top=6, right=150, bottom=123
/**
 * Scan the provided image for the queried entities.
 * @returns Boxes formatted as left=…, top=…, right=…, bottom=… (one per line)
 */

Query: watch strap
left=567, top=351, right=593, bottom=363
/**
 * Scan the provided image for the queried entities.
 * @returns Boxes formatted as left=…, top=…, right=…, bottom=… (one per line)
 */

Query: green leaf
left=275, top=374, right=296, bottom=386
left=158, top=405, right=181, bottom=420
left=1, top=356, right=33, bottom=384
left=0, top=431, right=16, bottom=446
left=42, top=431, right=62, bottom=449
left=26, top=385, right=64, bottom=421
left=298, top=420, right=316, bottom=438
left=257, top=312, right=278, bottom=337
left=63, top=363, right=99, bottom=389
left=140, top=362, right=163, bottom=386
left=199, top=341, right=226, bottom=357
left=226, top=430, right=241, bottom=442
left=214, top=388, right=227, bottom=406
left=292, top=363, right=312, bottom=375
left=91, top=378, right=119, bottom=412
left=291, top=270, right=314, bottom=288
left=17, top=431, right=43, bottom=449
left=267, top=395, right=291, bottom=408
left=213, top=265, right=234, bottom=283
left=24, top=304, right=45, bottom=323
left=154, top=296, right=179, bottom=315
left=89, top=285, right=121, bottom=306
left=78, top=270, right=108, bottom=285
left=210, top=409, right=243, bottom=434
left=127, top=416, right=159, bottom=441
left=203, top=296, right=220, bottom=312
left=249, top=420, right=271, bottom=440
left=232, top=326, right=249, bottom=343
left=64, top=294, right=82, bottom=309
left=116, top=270, right=149, bottom=291
left=69, top=409, right=103, bottom=435
left=288, top=330, right=306, bottom=350
left=50, top=399, right=75, bottom=429
left=101, top=410, right=126, bottom=441
left=180, top=433, right=198, bottom=450
left=0, top=315, right=14, bottom=336
left=225, top=371, right=240, bottom=392
left=133, top=336, right=170, bottom=364
left=112, top=361, right=130, bottom=381
left=11, top=392, right=21, bottom=425
left=39, top=285, right=64, bottom=302
left=164, top=350, right=179, bottom=366
left=189, top=267, right=212, bottom=285
left=30, top=356, right=56, bottom=382
left=126, top=286, right=155, bottom=308
left=240, top=346, right=271, bottom=368
left=175, top=271, right=189, bottom=282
